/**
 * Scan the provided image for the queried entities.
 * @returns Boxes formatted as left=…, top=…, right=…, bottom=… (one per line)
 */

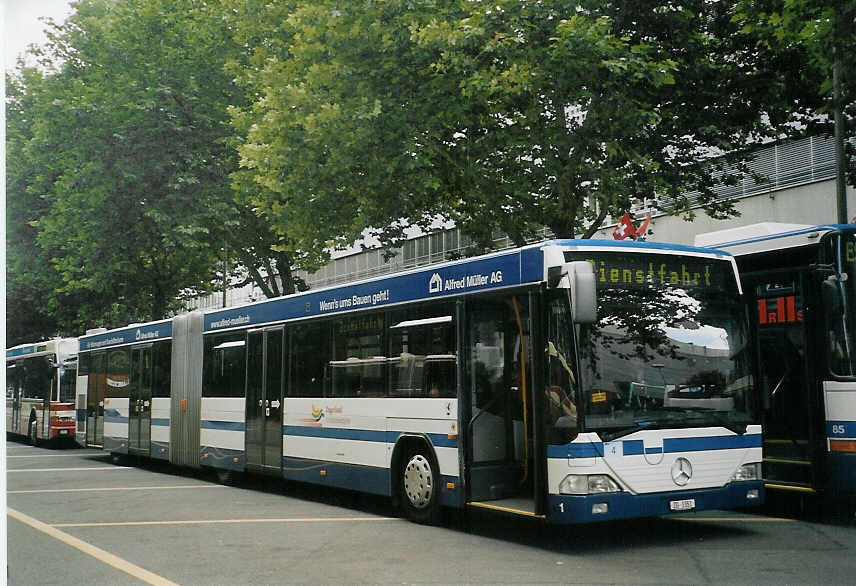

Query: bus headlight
left=559, top=474, right=622, bottom=495
left=730, top=463, right=762, bottom=482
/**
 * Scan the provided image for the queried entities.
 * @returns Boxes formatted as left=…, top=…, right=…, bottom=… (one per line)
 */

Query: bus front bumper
left=547, top=481, right=765, bottom=524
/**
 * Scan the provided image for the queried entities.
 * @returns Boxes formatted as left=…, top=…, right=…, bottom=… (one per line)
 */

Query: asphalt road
left=6, top=439, right=856, bottom=585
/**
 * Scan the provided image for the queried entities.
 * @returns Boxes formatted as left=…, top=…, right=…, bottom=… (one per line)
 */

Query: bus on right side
left=697, top=223, right=856, bottom=513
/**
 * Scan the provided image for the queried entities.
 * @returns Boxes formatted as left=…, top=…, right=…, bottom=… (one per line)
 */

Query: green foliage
left=228, top=0, right=466, bottom=257
left=9, top=0, right=853, bottom=346
left=7, top=0, right=242, bottom=335
left=734, top=0, right=856, bottom=185
left=230, top=0, right=810, bottom=251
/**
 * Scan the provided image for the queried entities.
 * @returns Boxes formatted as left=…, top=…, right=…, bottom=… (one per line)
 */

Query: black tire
left=399, top=446, right=441, bottom=524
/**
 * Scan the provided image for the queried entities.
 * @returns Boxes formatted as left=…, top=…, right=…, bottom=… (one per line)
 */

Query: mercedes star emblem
left=671, top=457, right=693, bottom=486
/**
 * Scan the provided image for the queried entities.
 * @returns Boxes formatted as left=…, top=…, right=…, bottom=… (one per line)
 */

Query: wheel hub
left=403, top=454, right=434, bottom=509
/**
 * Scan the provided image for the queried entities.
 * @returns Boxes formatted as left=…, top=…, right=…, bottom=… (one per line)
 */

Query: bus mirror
left=547, top=265, right=568, bottom=289
left=569, top=261, right=597, bottom=324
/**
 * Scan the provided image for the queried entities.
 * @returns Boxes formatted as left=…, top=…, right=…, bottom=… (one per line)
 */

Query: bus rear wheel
left=399, top=447, right=441, bottom=524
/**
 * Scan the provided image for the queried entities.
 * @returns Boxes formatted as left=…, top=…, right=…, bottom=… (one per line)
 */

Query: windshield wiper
left=597, top=419, right=673, bottom=441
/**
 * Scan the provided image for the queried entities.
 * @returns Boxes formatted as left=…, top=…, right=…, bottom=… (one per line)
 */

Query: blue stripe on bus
left=827, top=420, right=856, bottom=438
left=283, top=425, right=457, bottom=448
left=104, top=409, right=127, bottom=424
left=548, top=434, right=762, bottom=459
left=79, top=320, right=172, bottom=350
left=200, top=446, right=245, bottom=470
left=663, top=434, right=761, bottom=452
left=200, top=420, right=246, bottom=432
left=105, top=410, right=168, bottom=427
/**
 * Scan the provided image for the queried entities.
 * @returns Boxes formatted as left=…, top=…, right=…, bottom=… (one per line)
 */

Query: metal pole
left=834, top=0, right=848, bottom=224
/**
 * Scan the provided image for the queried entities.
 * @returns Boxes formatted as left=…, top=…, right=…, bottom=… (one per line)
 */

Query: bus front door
left=245, top=328, right=284, bottom=475
left=465, top=296, right=537, bottom=515
left=751, top=274, right=822, bottom=493
left=86, top=352, right=106, bottom=447
left=128, top=346, right=152, bottom=456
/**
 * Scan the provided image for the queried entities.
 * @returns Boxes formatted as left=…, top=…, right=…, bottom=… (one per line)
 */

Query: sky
left=4, top=0, right=75, bottom=72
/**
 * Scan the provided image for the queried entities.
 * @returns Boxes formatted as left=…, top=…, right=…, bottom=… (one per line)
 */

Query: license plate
left=670, top=498, right=695, bottom=511
left=59, top=429, right=68, bottom=435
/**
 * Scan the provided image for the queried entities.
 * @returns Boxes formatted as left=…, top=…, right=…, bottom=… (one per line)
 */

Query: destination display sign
left=565, top=251, right=737, bottom=293
left=79, top=320, right=173, bottom=351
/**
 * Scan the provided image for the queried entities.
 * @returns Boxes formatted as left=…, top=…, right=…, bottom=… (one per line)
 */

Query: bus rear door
left=128, top=346, right=153, bottom=456
left=245, top=327, right=284, bottom=475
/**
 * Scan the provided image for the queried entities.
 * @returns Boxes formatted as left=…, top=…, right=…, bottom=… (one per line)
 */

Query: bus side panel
left=824, top=381, right=856, bottom=494
left=103, top=397, right=129, bottom=454
left=283, top=398, right=459, bottom=500
left=150, top=397, right=171, bottom=460
left=199, top=397, right=245, bottom=471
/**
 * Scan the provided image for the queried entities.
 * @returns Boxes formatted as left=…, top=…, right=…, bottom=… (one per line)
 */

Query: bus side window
left=290, top=322, right=328, bottom=398
left=389, top=304, right=456, bottom=398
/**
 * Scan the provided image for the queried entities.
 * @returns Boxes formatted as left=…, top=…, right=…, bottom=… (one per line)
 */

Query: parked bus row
left=10, top=238, right=762, bottom=524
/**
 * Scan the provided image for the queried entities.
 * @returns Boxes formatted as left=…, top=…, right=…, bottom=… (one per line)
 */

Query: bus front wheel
left=399, top=447, right=441, bottom=524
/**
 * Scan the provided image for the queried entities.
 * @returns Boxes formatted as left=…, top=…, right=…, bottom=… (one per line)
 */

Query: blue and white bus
left=77, top=240, right=763, bottom=523
left=698, top=223, right=856, bottom=506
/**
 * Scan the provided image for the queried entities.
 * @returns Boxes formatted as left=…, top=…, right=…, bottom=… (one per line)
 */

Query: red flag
left=613, top=213, right=635, bottom=240
left=633, top=213, right=651, bottom=240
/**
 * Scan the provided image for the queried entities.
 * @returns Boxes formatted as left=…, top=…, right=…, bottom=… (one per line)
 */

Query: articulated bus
left=77, top=240, right=763, bottom=523
left=698, top=223, right=856, bottom=507
left=6, top=338, right=79, bottom=445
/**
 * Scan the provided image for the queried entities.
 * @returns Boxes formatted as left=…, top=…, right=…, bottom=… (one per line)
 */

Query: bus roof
left=77, top=239, right=735, bottom=348
left=202, top=239, right=732, bottom=334
left=78, top=319, right=172, bottom=352
left=6, top=338, right=78, bottom=361
left=695, top=223, right=853, bottom=256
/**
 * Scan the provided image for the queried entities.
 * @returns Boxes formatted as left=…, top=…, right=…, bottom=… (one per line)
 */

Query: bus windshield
left=565, top=251, right=755, bottom=441
left=826, top=231, right=856, bottom=376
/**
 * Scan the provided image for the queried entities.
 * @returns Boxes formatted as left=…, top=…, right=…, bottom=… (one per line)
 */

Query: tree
left=6, top=66, right=69, bottom=344
left=228, top=0, right=467, bottom=260
left=231, top=1, right=807, bottom=257
left=734, top=0, right=856, bottom=215
left=416, top=0, right=814, bottom=241
left=7, top=0, right=290, bottom=336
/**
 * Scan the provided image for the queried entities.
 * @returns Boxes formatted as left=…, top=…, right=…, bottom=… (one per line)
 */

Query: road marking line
left=10, top=485, right=223, bottom=495
left=672, top=516, right=794, bottom=523
left=8, top=507, right=179, bottom=586
left=8, top=466, right=133, bottom=473
left=52, top=516, right=401, bottom=528
left=7, top=453, right=99, bottom=458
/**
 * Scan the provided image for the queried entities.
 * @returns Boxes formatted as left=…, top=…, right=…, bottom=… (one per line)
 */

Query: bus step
left=763, top=457, right=812, bottom=467
left=764, top=481, right=817, bottom=494
left=468, top=498, right=543, bottom=518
